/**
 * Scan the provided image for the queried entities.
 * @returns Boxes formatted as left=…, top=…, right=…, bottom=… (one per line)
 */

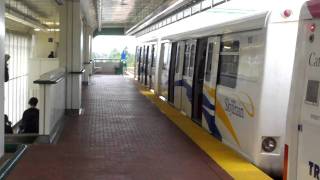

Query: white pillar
left=0, top=1, right=5, bottom=156
left=59, top=0, right=83, bottom=111
left=83, top=25, right=93, bottom=84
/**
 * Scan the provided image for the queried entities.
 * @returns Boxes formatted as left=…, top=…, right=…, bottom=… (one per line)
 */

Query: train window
left=151, top=46, right=155, bottom=67
left=189, top=44, right=196, bottom=77
left=183, top=45, right=190, bottom=76
left=205, top=43, right=214, bottom=81
left=217, top=41, right=240, bottom=88
left=305, top=80, right=320, bottom=105
left=175, top=45, right=180, bottom=73
left=221, top=41, right=240, bottom=52
left=201, top=0, right=212, bottom=10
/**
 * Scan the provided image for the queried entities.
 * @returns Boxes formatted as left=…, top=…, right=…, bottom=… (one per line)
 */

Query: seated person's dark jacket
left=21, top=108, right=39, bottom=133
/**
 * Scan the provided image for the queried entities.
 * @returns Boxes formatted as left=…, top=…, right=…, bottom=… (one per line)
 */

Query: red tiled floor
left=7, top=75, right=232, bottom=180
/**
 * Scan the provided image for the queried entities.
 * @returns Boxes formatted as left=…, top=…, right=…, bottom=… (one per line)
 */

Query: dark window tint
left=305, top=80, right=320, bottom=105
left=183, top=44, right=190, bottom=76
left=205, top=43, right=214, bottom=81
left=175, top=45, right=180, bottom=73
left=189, top=44, right=196, bottom=77
left=217, top=41, right=240, bottom=88
left=151, top=45, right=155, bottom=67
left=221, top=41, right=240, bottom=52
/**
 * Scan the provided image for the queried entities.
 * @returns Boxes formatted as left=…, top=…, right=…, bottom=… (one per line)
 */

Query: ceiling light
left=120, top=0, right=128, bottom=5
left=45, top=22, right=55, bottom=25
left=5, top=12, right=47, bottom=31
left=34, top=28, right=41, bottom=31
left=55, top=0, right=64, bottom=5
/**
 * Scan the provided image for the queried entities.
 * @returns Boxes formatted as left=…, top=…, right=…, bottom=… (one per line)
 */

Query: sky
left=92, top=35, right=137, bottom=55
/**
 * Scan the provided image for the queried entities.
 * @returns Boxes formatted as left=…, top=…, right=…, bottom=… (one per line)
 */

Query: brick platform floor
left=7, top=75, right=232, bottom=180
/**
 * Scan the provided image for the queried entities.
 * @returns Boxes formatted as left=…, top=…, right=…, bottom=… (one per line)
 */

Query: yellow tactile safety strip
left=138, top=86, right=272, bottom=180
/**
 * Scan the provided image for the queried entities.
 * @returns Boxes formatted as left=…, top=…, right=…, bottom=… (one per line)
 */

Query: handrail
left=0, top=144, right=28, bottom=179
left=93, top=58, right=121, bottom=62
left=34, top=68, right=66, bottom=84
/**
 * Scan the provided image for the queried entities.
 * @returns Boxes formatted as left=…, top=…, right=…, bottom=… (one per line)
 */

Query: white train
left=285, top=0, right=320, bottom=180
left=134, top=0, right=319, bottom=178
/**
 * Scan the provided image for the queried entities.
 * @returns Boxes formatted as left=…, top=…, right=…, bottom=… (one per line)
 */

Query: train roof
left=138, top=0, right=318, bottom=42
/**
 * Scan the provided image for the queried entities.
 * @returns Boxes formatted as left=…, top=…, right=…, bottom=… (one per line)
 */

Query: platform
left=7, top=75, right=233, bottom=180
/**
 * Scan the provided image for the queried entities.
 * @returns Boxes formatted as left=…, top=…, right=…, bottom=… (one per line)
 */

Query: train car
left=134, top=0, right=311, bottom=177
left=284, top=0, right=320, bottom=180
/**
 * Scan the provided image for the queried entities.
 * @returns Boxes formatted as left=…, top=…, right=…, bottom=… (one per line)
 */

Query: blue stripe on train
left=176, top=79, right=222, bottom=141
left=202, top=94, right=215, bottom=110
left=174, top=80, right=183, bottom=86
left=183, top=79, right=193, bottom=102
left=202, top=107, right=222, bottom=141
left=174, top=79, right=192, bottom=102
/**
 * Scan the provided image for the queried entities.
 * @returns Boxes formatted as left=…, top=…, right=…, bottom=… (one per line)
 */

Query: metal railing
left=93, top=58, right=121, bottom=62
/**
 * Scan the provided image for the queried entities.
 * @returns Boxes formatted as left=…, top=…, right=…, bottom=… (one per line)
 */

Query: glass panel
left=183, top=44, right=190, bottom=76
left=218, top=41, right=240, bottom=88
left=175, top=45, right=180, bottom=73
left=205, top=43, right=214, bottom=81
left=172, top=14, right=177, bottom=22
left=177, top=12, right=183, bottom=20
left=184, top=8, right=191, bottom=17
left=4, top=32, right=30, bottom=125
left=305, top=80, right=320, bottom=105
left=189, top=44, right=196, bottom=77
left=167, top=17, right=172, bottom=24
left=201, top=0, right=212, bottom=9
left=192, top=3, right=201, bottom=14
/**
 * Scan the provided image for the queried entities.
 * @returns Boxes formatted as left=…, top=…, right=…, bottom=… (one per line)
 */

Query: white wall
left=32, top=32, right=59, bottom=58
left=0, top=0, right=5, bottom=156
left=28, top=58, right=60, bottom=99
left=4, top=32, right=31, bottom=125
left=38, top=78, right=66, bottom=135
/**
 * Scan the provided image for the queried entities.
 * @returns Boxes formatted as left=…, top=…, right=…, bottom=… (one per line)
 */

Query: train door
left=136, top=46, right=142, bottom=81
left=192, top=38, right=208, bottom=124
left=202, top=36, right=221, bottom=138
left=159, top=42, right=171, bottom=99
left=149, top=44, right=156, bottom=89
left=174, top=41, right=185, bottom=110
left=181, top=39, right=197, bottom=117
left=144, top=45, right=150, bottom=86
left=140, top=46, right=145, bottom=84
left=168, top=42, right=178, bottom=104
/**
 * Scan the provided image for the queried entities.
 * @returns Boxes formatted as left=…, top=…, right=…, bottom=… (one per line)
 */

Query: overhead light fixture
left=97, top=0, right=102, bottom=31
left=5, top=11, right=48, bottom=31
left=45, top=21, right=55, bottom=25
left=47, top=28, right=60, bottom=32
left=120, top=0, right=128, bottom=5
left=34, top=28, right=41, bottom=31
left=55, top=0, right=64, bottom=5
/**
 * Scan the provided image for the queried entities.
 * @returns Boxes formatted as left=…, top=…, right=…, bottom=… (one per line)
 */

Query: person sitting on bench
left=20, top=97, right=39, bottom=133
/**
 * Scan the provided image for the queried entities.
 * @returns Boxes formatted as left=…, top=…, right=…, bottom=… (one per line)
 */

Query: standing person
left=20, top=97, right=39, bottom=133
left=5, top=54, right=10, bottom=82
left=4, top=115, right=13, bottom=134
